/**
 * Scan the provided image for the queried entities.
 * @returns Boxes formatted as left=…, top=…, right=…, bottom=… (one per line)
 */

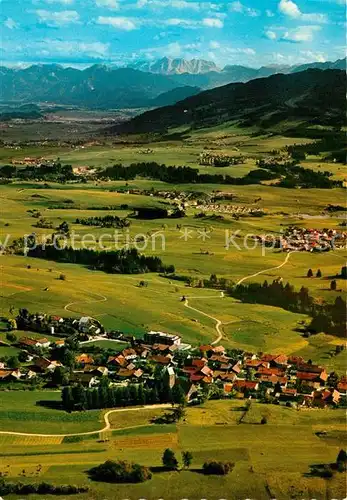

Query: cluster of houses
left=11, top=157, right=50, bottom=166
left=195, top=203, right=264, bottom=217
left=69, top=340, right=347, bottom=408
left=0, top=326, right=345, bottom=409
left=281, top=227, right=347, bottom=252
left=199, top=152, right=246, bottom=167
left=180, top=346, right=346, bottom=408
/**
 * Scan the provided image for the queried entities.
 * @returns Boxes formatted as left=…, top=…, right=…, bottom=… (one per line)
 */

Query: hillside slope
left=115, top=69, right=346, bottom=134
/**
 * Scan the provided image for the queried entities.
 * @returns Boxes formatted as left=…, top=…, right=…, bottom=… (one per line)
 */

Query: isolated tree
left=336, top=449, right=347, bottom=464
left=18, top=350, right=28, bottom=363
left=62, top=386, right=74, bottom=412
left=7, top=356, right=20, bottom=369
left=316, top=269, right=322, bottom=278
left=62, top=348, right=75, bottom=370
left=307, top=268, right=313, bottom=278
left=330, top=280, right=337, bottom=291
left=182, top=451, right=193, bottom=469
left=162, top=449, right=178, bottom=470
left=172, top=384, right=186, bottom=406
left=58, top=221, right=69, bottom=235
left=137, top=384, right=146, bottom=405
left=172, top=405, right=186, bottom=422
left=6, top=332, right=17, bottom=343
left=52, top=366, right=67, bottom=386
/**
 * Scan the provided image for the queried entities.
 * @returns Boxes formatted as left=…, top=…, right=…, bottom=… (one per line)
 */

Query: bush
left=0, top=478, right=88, bottom=496
left=162, top=448, right=178, bottom=470
left=202, top=461, right=235, bottom=475
left=88, top=460, right=152, bottom=483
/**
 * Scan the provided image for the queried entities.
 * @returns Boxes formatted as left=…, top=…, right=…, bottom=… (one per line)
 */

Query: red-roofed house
left=312, top=389, right=340, bottom=407
left=233, top=380, right=259, bottom=393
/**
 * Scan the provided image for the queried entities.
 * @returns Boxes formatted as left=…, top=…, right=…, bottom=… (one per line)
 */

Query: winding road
left=184, top=293, right=224, bottom=345
left=183, top=251, right=296, bottom=345
left=0, top=404, right=172, bottom=438
left=235, top=251, right=295, bottom=286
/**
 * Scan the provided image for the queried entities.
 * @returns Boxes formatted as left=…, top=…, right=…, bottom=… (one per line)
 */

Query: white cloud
left=4, top=17, right=19, bottom=29
left=270, top=49, right=327, bottom=65
left=165, top=17, right=198, bottom=27
left=229, top=1, right=243, bottom=12
left=301, top=12, right=328, bottom=22
left=278, top=0, right=301, bottom=18
left=266, top=9, right=275, bottom=17
left=40, top=39, right=109, bottom=57
left=96, top=16, right=137, bottom=30
left=96, top=0, right=119, bottom=8
left=209, top=40, right=220, bottom=48
left=35, top=9, right=80, bottom=25
left=299, top=50, right=326, bottom=62
left=282, top=25, right=321, bottom=42
left=138, top=40, right=202, bottom=59
left=278, top=0, right=328, bottom=23
left=202, top=17, right=224, bottom=27
left=229, top=1, right=260, bottom=16
left=135, top=0, right=219, bottom=10
left=220, top=45, right=256, bottom=56
left=162, top=17, right=223, bottom=28
left=265, top=30, right=277, bottom=40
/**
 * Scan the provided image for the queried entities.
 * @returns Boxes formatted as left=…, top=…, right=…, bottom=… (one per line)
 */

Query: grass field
left=0, top=174, right=345, bottom=357
left=0, top=399, right=345, bottom=499
left=0, top=391, right=102, bottom=434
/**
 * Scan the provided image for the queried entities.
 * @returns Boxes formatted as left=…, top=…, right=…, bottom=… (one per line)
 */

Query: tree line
left=229, top=279, right=346, bottom=337
left=0, top=163, right=75, bottom=182
left=99, top=162, right=279, bottom=186
left=0, top=478, right=88, bottom=496
left=256, top=159, right=342, bottom=189
left=0, top=159, right=341, bottom=189
left=27, top=246, right=175, bottom=275
left=61, top=377, right=186, bottom=412
left=75, top=215, right=130, bottom=228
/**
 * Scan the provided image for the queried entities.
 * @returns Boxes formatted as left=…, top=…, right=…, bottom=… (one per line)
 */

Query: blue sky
left=1, top=0, right=345, bottom=68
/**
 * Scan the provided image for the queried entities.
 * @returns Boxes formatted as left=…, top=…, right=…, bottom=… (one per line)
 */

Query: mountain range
left=128, top=57, right=219, bottom=75
left=0, top=57, right=345, bottom=110
left=128, top=56, right=346, bottom=77
left=114, top=69, right=346, bottom=134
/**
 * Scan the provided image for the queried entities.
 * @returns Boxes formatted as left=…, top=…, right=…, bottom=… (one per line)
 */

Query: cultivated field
left=0, top=399, right=345, bottom=499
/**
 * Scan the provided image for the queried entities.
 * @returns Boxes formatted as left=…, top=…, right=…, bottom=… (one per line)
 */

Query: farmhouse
left=34, top=357, right=62, bottom=373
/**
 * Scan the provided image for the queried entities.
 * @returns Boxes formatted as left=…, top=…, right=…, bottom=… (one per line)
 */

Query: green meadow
left=0, top=399, right=345, bottom=499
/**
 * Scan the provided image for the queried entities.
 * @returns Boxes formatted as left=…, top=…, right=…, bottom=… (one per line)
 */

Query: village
left=256, top=226, right=347, bottom=252
left=0, top=311, right=345, bottom=410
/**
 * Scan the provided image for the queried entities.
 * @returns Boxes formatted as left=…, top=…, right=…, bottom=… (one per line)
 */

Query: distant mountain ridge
left=115, top=69, right=346, bottom=134
left=0, top=58, right=345, bottom=109
left=129, top=57, right=219, bottom=75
